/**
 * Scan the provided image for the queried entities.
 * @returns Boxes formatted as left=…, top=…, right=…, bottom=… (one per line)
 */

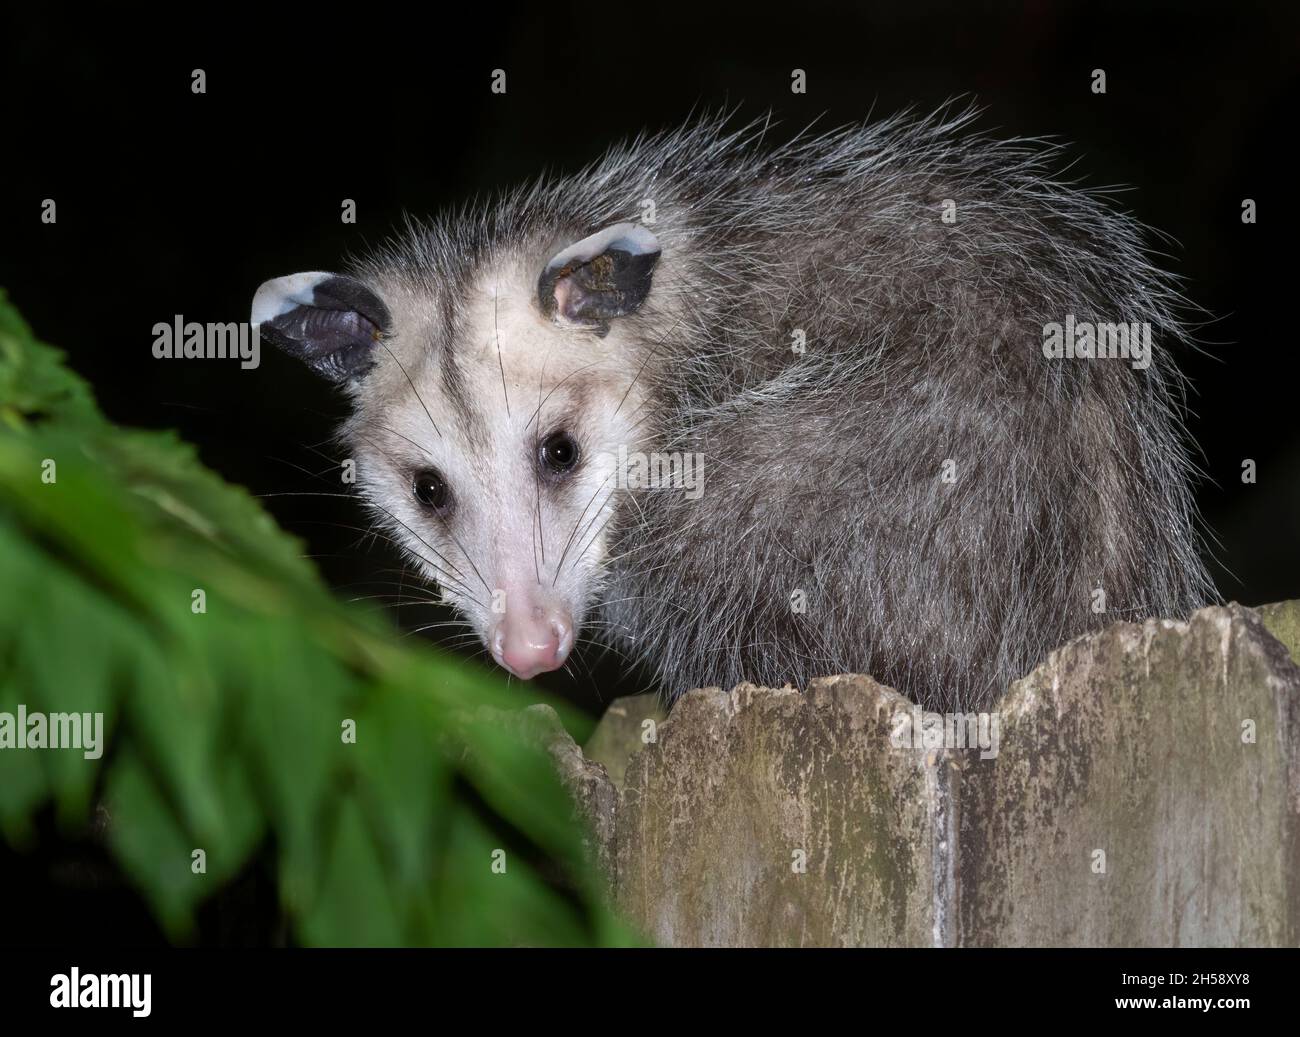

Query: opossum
left=252, top=108, right=1215, bottom=711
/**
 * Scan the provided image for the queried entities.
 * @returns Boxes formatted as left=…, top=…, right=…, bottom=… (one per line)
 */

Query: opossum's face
left=253, top=224, right=660, bottom=680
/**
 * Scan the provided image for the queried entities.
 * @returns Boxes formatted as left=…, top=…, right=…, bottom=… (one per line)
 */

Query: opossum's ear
left=251, top=272, right=391, bottom=381
left=538, top=223, right=660, bottom=332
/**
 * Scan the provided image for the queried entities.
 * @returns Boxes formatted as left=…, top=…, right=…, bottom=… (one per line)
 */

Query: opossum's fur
left=348, top=106, right=1215, bottom=711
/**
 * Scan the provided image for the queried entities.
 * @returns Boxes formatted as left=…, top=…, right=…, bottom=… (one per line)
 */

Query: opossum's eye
left=539, top=431, right=580, bottom=477
left=412, top=469, right=452, bottom=512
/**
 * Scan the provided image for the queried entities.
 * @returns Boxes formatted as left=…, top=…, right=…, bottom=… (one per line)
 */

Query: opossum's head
left=253, top=223, right=661, bottom=680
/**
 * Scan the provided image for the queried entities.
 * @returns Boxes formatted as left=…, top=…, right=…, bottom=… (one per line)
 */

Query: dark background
left=3, top=1, right=1297, bottom=721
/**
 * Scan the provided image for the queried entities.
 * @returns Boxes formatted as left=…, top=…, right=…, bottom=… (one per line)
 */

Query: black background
left=3, top=1, right=1297, bottom=718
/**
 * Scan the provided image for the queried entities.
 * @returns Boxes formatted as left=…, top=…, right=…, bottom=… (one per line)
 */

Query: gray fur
left=343, top=106, right=1216, bottom=711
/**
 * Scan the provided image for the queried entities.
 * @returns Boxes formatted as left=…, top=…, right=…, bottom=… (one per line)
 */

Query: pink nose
left=490, top=609, right=573, bottom=680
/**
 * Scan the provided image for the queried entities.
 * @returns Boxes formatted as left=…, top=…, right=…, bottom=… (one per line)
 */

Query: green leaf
left=104, top=748, right=204, bottom=939
left=296, top=794, right=404, bottom=947
left=0, top=290, right=623, bottom=946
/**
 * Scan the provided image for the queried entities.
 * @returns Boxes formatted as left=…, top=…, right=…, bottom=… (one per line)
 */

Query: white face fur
left=345, top=254, right=652, bottom=679
left=254, top=222, right=663, bottom=679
